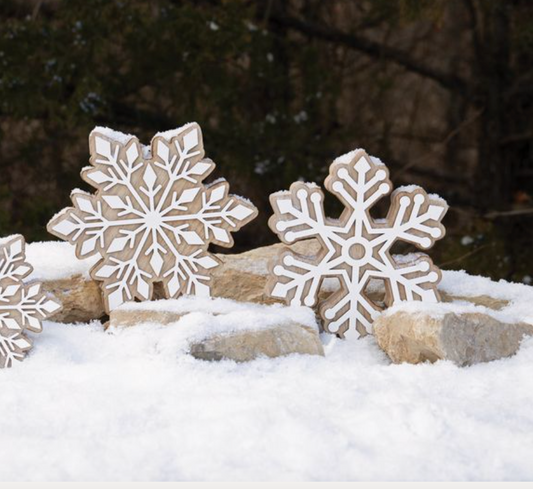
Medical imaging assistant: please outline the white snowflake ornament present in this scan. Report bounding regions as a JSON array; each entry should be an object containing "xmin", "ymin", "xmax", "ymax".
[
  {"xmin": 0, "ymin": 235, "xmax": 61, "ymax": 368},
  {"xmin": 47, "ymin": 123, "xmax": 258, "ymax": 312},
  {"xmin": 266, "ymin": 149, "xmax": 448, "ymax": 338}
]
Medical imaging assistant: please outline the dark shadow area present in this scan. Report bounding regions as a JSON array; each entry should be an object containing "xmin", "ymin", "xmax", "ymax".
[{"xmin": 0, "ymin": 0, "xmax": 532, "ymax": 281}]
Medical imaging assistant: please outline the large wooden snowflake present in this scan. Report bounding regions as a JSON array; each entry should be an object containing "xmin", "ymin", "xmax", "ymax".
[
  {"xmin": 266, "ymin": 149, "xmax": 448, "ymax": 338},
  {"xmin": 48, "ymin": 123, "xmax": 257, "ymax": 312},
  {"xmin": 0, "ymin": 235, "xmax": 61, "ymax": 368}
]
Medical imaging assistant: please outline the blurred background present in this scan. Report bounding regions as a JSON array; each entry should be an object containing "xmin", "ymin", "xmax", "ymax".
[{"xmin": 0, "ymin": 0, "xmax": 532, "ymax": 282}]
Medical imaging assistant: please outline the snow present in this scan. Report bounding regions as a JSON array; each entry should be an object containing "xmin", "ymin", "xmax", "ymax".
[
  {"xmin": 380, "ymin": 269, "xmax": 533, "ymax": 325},
  {"xmin": 115, "ymin": 296, "xmax": 319, "ymax": 341},
  {"xmin": 333, "ymin": 149, "xmax": 384, "ymax": 167},
  {"xmin": 439, "ymin": 269, "xmax": 529, "ymax": 300},
  {"xmin": 91, "ymin": 126, "xmax": 137, "ymax": 146},
  {"xmin": 383, "ymin": 300, "xmax": 505, "ymax": 322},
  {"xmin": 23, "ymin": 242, "xmax": 533, "ymax": 326},
  {"xmin": 92, "ymin": 122, "xmax": 197, "ymax": 160},
  {"xmin": 25, "ymin": 241, "xmax": 99, "ymax": 281},
  {"xmin": 1, "ymin": 319, "xmax": 533, "ymax": 481},
  {"xmin": 207, "ymin": 177, "xmax": 227, "ymax": 188},
  {"xmin": 395, "ymin": 184, "xmax": 420, "ymax": 193},
  {"xmin": 428, "ymin": 192, "xmax": 448, "ymax": 206},
  {"xmin": 154, "ymin": 122, "xmax": 196, "ymax": 142},
  {"xmin": 24, "ymin": 241, "xmax": 533, "ymax": 323},
  {"xmin": 4, "ymin": 241, "xmax": 533, "ymax": 480},
  {"xmin": 270, "ymin": 182, "xmax": 320, "ymax": 198}
]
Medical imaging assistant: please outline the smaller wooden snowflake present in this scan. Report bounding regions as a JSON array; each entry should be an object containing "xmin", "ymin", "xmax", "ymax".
[
  {"xmin": 0, "ymin": 235, "xmax": 61, "ymax": 368},
  {"xmin": 266, "ymin": 149, "xmax": 448, "ymax": 339},
  {"xmin": 48, "ymin": 123, "xmax": 258, "ymax": 312}
]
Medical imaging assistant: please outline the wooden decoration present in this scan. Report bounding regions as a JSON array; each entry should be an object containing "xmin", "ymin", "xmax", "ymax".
[
  {"xmin": 0, "ymin": 235, "xmax": 61, "ymax": 368},
  {"xmin": 266, "ymin": 149, "xmax": 448, "ymax": 338},
  {"xmin": 47, "ymin": 123, "xmax": 258, "ymax": 312}
]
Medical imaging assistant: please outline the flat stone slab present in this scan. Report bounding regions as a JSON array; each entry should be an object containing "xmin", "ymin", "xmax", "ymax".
[
  {"xmin": 30, "ymin": 274, "xmax": 105, "ymax": 324},
  {"xmin": 188, "ymin": 323, "xmax": 323, "ymax": 362},
  {"xmin": 374, "ymin": 309, "xmax": 533, "ymax": 366},
  {"xmin": 26, "ymin": 240, "xmax": 519, "ymax": 326},
  {"xmin": 109, "ymin": 297, "xmax": 324, "ymax": 362}
]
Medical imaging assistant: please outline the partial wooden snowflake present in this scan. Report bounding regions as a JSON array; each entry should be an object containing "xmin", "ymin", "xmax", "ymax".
[
  {"xmin": 0, "ymin": 235, "xmax": 61, "ymax": 368},
  {"xmin": 266, "ymin": 149, "xmax": 448, "ymax": 338},
  {"xmin": 47, "ymin": 123, "xmax": 258, "ymax": 312}
]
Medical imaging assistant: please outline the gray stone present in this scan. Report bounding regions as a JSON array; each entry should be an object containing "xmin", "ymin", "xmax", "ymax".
[
  {"xmin": 373, "ymin": 311, "xmax": 533, "ymax": 366},
  {"xmin": 189, "ymin": 323, "xmax": 324, "ymax": 362},
  {"xmin": 33, "ymin": 274, "xmax": 105, "ymax": 323},
  {"xmin": 31, "ymin": 239, "xmax": 514, "ymax": 331},
  {"xmin": 109, "ymin": 305, "xmax": 324, "ymax": 362}
]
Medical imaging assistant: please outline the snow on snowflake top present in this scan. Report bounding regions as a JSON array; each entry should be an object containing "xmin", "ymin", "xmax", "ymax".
[
  {"xmin": 47, "ymin": 123, "xmax": 258, "ymax": 312},
  {"xmin": 266, "ymin": 149, "xmax": 448, "ymax": 339},
  {"xmin": 0, "ymin": 235, "xmax": 61, "ymax": 368}
]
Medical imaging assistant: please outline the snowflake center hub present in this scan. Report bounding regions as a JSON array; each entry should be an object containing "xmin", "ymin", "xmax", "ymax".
[
  {"xmin": 145, "ymin": 210, "xmax": 163, "ymax": 229},
  {"xmin": 342, "ymin": 236, "xmax": 372, "ymax": 265},
  {"xmin": 349, "ymin": 243, "xmax": 366, "ymax": 260}
]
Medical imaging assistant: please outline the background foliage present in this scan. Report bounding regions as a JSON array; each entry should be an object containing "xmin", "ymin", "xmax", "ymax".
[{"xmin": 1, "ymin": 0, "xmax": 532, "ymax": 281}]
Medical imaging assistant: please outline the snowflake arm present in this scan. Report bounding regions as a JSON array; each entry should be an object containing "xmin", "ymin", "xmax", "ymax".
[
  {"xmin": 378, "ymin": 255, "xmax": 441, "ymax": 304},
  {"xmin": 266, "ymin": 248, "xmax": 346, "ymax": 307},
  {"xmin": 190, "ymin": 180, "xmax": 257, "ymax": 247},
  {"xmin": 0, "ymin": 332, "xmax": 32, "ymax": 368},
  {"xmin": 325, "ymin": 151, "xmax": 392, "ymax": 227},
  {"xmin": 375, "ymin": 188, "xmax": 448, "ymax": 250},
  {"xmin": 151, "ymin": 126, "xmax": 213, "ymax": 184},
  {"xmin": 161, "ymin": 249, "xmax": 220, "ymax": 299},
  {"xmin": 267, "ymin": 149, "xmax": 447, "ymax": 338},
  {"xmin": 319, "ymin": 278, "xmax": 381, "ymax": 338},
  {"xmin": 48, "ymin": 123, "xmax": 257, "ymax": 313},
  {"xmin": 269, "ymin": 182, "xmax": 342, "ymax": 246},
  {"xmin": 0, "ymin": 235, "xmax": 32, "ymax": 282},
  {"xmin": 0, "ymin": 235, "xmax": 61, "ymax": 368}
]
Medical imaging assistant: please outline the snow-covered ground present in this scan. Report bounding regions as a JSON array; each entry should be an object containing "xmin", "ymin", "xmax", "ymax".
[
  {"xmin": 1, "ymin": 317, "xmax": 533, "ymax": 481},
  {"xmin": 1, "ymin": 240, "xmax": 532, "ymax": 480}
]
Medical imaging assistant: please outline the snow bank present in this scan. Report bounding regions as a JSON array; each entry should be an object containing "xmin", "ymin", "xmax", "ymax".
[
  {"xmin": 25, "ymin": 241, "xmax": 99, "ymax": 281},
  {"xmin": 113, "ymin": 296, "xmax": 319, "ymax": 346},
  {"xmin": 6, "ymin": 241, "xmax": 532, "ymax": 480},
  {"xmin": 384, "ymin": 269, "xmax": 533, "ymax": 326},
  {"xmin": 1, "ymin": 320, "xmax": 533, "ymax": 481},
  {"xmin": 23, "ymin": 242, "xmax": 533, "ymax": 327}
]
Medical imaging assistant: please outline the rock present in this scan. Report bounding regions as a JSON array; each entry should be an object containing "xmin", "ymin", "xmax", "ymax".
[
  {"xmin": 373, "ymin": 311, "xmax": 533, "ymax": 366},
  {"xmin": 440, "ymin": 292, "xmax": 509, "ymax": 310},
  {"xmin": 109, "ymin": 298, "xmax": 325, "ymax": 362},
  {"xmin": 210, "ymin": 239, "xmax": 323, "ymax": 304},
  {"xmin": 110, "ymin": 307, "xmax": 182, "ymax": 328},
  {"xmin": 38, "ymin": 241, "xmax": 322, "ymax": 323},
  {"xmin": 27, "ymin": 239, "xmax": 517, "ymax": 329},
  {"xmin": 32, "ymin": 274, "xmax": 105, "ymax": 324},
  {"xmin": 188, "ymin": 323, "xmax": 324, "ymax": 362}
]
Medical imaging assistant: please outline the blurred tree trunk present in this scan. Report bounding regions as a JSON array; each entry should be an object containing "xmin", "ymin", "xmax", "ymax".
[
  {"xmin": 268, "ymin": 0, "xmax": 526, "ymax": 213},
  {"xmin": 469, "ymin": 0, "xmax": 511, "ymax": 210}
]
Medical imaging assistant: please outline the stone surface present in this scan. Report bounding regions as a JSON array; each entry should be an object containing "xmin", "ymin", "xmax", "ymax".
[
  {"xmin": 38, "ymin": 240, "xmax": 322, "ymax": 323},
  {"xmin": 26, "ymin": 240, "xmax": 533, "ymax": 367},
  {"xmin": 30, "ymin": 238, "xmax": 513, "ymax": 325},
  {"xmin": 110, "ymin": 307, "xmax": 183, "ymax": 328},
  {"xmin": 440, "ymin": 292, "xmax": 509, "ymax": 310},
  {"xmin": 188, "ymin": 323, "xmax": 324, "ymax": 362},
  {"xmin": 373, "ymin": 311, "xmax": 533, "ymax": 366},
  {"xmin": 32, "ymin": 274, "xmax": 105, "ymax": 324},
  {"xmin": 109, "ymin": 304, "xmax": 324, "ymax": 362}
]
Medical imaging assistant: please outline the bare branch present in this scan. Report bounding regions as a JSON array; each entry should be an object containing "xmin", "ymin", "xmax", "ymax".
[{"xmin": 269, "ymin": 12, "xmax": 470, "ymax": 93}]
